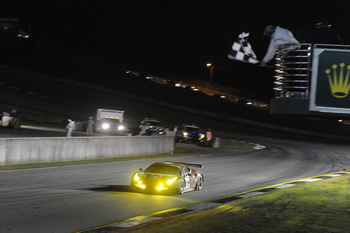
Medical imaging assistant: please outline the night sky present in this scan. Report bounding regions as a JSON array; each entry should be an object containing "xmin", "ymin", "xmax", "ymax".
[{"xmin": 0, "ymin": 0, "xmax": 349, "ymax": 101}]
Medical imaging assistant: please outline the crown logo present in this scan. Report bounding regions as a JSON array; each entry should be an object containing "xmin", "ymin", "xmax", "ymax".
[{"xmin": 325, "ymin": 63, "xmax": 350, "ymax": 98}]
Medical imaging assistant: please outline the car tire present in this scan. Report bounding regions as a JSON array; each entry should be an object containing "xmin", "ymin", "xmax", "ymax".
[
  {"xmin": 146, "ymin": 130, "xmax": 152, "ymax": 136},
  {"xmin": 195, "ymin": 176, "xmax": 204, "ymax": 191},
  {"xmin": 9, "ymin": 118, "xmax": 21, "ymax": 130},
  {"xmin": 130, "ymin": 184, "xmax": 137, "ymax": 192},
  {"xmin": 177, "ymin": 179, "xmax": 186, "ymax": 195}
]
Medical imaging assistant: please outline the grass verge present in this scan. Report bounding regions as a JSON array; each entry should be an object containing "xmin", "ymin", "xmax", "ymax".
[{"xmin": 115, "ymin": 174, "xmax": 350, "ymax": 233}]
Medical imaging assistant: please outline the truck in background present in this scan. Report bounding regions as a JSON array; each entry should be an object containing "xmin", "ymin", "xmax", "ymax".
[{"xmin": 95, "ymin": 108, "xmax": 127, "ymax": 135}]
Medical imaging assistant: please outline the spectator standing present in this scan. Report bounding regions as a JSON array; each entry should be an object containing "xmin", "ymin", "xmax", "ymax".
[
  {"xmin": 206, "ymin": 128, "xmax": 213, "ymax": 147},
  {"xmin": 86, "ymin": 117, "xmax": 94, "ymax": 135},
  {"xmin": 66, "ymin": 119, "xmax": 75, "ymax": 137}
]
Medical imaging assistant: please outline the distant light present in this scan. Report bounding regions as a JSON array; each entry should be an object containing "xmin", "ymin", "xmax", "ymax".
[
  {"xmin": 17, "ymin": 29, "xmax": 30, "ymax": 39},
  {"xmin": 17, "ymin": 33, "xmax": 30, "ymax": 38}
]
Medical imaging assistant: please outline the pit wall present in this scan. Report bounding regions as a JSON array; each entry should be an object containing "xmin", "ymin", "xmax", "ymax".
[{"xmin": 0, "ymin": 136, "xmax": 174, "ymax": 165}]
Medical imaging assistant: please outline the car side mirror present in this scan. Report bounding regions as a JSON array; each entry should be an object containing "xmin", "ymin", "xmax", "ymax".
[{"xmin": 139, "ymin": 168, "xmax": 143, "ymax": 171}]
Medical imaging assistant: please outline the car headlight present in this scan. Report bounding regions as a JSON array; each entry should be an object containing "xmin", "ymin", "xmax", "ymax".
[
  {"xmin": 118, "ymin": 125, "xmax": 125, "ymax": 130},
  {"xmin": 166, "ymin": 177, "xmax": 178, "ymax": 185},
  {"xmin": 183, "ymin": 132, "xmax": 188, "ymax": 137},
  {"xmin": 133, "ymin": 173, "xmax": 140, "ymax": 181},
  {"xmin": 133, "ymin": 173, "xmax": 146, "ymax": 189},
  {"xmin": 102, "ymin": 123, "xmax": 110, "ymax": 129},
  {"xmin": 156, "ymin": 183, "xmax": 166, "ymax": 190},
  {"xmin": 200, "ymin": 134, "xmax": 205, "ymax": 139}
]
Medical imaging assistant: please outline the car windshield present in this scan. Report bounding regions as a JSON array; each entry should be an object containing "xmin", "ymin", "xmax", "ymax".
[
  {"xmin": 101, "ymin": 118, "xmax": 120, "ymax": 124},
  {"xmin": 148, "ymin": 121, "xmax": 161, "ymax": 126},
  {"xmin": 185, "ymin": 127, "xmax": 199, "ymax": 132},
  {"xmin": 145, "ymin": 164, "xmax": 181, "ymax": 175}
]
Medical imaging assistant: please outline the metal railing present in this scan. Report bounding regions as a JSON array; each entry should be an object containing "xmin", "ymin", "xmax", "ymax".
[
  {"xmin": 273, "ymin": 43, "xmax": 312, "ymax": 99},
  {"xmin": 273, "ymin": 43, "xmax": 350, "ymax": 99}
]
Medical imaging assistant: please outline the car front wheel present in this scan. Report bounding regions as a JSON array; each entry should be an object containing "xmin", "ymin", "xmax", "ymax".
[
  {"xmin": 177, "ymin": 179, "xmax": 186, "ymax": 195},
  {"xmin": 195, "ymin": 176, "xmax": 203, "ymax": 191}
]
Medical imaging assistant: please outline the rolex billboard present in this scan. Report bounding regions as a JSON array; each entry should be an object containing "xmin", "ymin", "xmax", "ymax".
[{"xmin": 310, "ymin": 47, "xmax": 350, "ymax": 114}]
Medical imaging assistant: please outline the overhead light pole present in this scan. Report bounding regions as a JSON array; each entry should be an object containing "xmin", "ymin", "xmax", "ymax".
[{"xmin": 206, "ymin": 63, "xmax": 214, "ymax": 88}]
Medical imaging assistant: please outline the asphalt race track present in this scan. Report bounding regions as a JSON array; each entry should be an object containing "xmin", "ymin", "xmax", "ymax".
[
  {"xmin": 2, "ymin": 66, "xmax": 350, "ymax": 232},
  {"xmin": 1, "ymin": 138, "xmax": 350, "ymax": 233}
]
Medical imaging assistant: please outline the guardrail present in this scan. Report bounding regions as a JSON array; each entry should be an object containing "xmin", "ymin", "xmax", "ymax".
[{"xmin": 0, "ymin": 135, "xmax": 174, "ymax": 165}]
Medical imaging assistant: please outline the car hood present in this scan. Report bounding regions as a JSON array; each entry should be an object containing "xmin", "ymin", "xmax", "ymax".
[{"xmin": 143, "ymin": 172, "xmax": 178, "ymax": 183}]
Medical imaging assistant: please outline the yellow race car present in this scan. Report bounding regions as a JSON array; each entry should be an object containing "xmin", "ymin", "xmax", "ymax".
[{"xmin": 131, "ymin": 161, "xmax": 204, "ymax": 195}]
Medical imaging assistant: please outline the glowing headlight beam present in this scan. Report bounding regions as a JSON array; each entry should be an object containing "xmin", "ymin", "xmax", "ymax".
[
  {"xmin": 102, "ymin": 123, "xmax": 110, "ymax": 129},
  {"xmin": 156, "ymin": 183, "xmax": 167, "ymax": 191},
  {"xmin": 133, "ymin": 173, "xmax": 140, "ymax": 181},
  {"xmin": 166, "ymin": 177, "xmax": 178, "ymax": 185}
]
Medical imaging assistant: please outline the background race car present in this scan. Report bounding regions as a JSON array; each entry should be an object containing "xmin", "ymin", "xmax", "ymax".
[
  {"xmin": 175, "ymin": 124, "xmax": 205, "ymax": 143},
  {"xmin": 139, "ymin": 118, "xmax": 166, "ymax": 135}
]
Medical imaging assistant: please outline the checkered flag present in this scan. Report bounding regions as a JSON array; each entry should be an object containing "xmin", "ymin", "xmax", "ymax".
[{"xmin": 227, "ymin": 31, "xmax": 259, "ymax": 64}]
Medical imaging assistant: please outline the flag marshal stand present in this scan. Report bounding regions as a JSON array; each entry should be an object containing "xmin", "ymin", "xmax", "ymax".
[{"xmin": 270, "ymin": 43, "xmax": 350, "ymax": 118}]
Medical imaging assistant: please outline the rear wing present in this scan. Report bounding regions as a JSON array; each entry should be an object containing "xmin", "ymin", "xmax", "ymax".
[{"xmin": 165, "ymin": 161, "xmax": 203, "ymax": 168}]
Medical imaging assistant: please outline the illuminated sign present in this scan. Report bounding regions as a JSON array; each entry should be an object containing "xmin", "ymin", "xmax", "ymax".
[{"xmin": 310, "ymin": 48, "xmax": 350, "ymax": 114}]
